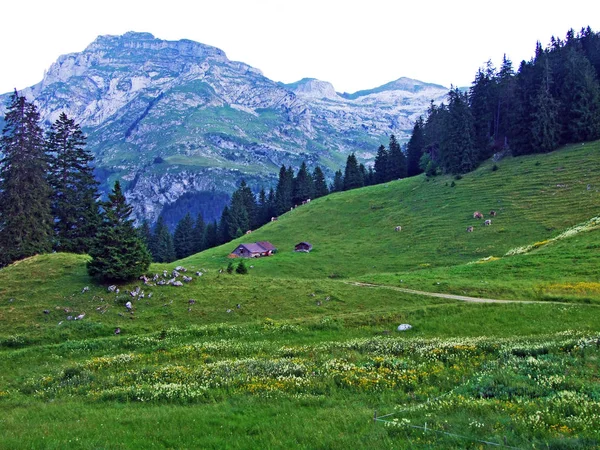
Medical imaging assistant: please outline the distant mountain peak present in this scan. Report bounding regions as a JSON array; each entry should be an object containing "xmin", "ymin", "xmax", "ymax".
[
  {"xmin": 341, "ymin": 77, "xmax": 448, "ymax": 100},
  {"xmin": 283, "ymin": 78, "xmax": 339, "ymax": 100}
]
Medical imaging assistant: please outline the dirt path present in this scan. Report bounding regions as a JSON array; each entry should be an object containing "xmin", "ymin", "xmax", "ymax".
[{"xmin": 346, "ymin": 282, "xmax": 551, "ymax": 304}]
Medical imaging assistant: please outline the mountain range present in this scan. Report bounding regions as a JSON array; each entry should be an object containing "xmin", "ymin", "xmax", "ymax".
[{"xmin": 0, "ymin": 31, "xmax": 448, "ymax": 224}]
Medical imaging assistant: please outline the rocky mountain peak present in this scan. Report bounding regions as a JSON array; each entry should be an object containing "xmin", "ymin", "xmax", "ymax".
[
  {"xmin": 287, "ymin": 78, "xmax": 340, "ymax": 100},
  {"xmin": 1, "ymin": 32, "xmax": 449, "ymax": 226}
]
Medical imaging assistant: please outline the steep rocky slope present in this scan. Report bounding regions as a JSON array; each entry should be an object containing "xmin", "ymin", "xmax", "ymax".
[{"xmin": 0, "ymin": 32, "xmax": 448, "ymax": 223}]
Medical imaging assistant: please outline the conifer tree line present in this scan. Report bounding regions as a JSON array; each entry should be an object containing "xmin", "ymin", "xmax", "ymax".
[
  {"xmin": 405, "ymin": 27, "xmax": 600, "ymax": 176},
  {"xmin": 147, "ymin": 162, "xmax": 331, "ymax": 262},
  {"xmin": 0, "ymin": 91, "xmax": 100, "ymax": 267},
  {"xmin": 0, "ymin": 91, "xmax": 150, "ymax": 279}
]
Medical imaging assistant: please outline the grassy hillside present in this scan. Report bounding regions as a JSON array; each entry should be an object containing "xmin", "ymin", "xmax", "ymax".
[
  {"xmin": 181, "ymin": 141, "xmax": 600, "ymax": 299},
  {"xmin": 1, "ymin": 142, "xmax": 600, "ymax": 448}
]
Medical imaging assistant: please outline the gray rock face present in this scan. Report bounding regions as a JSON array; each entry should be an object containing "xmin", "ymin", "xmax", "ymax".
[{"xmin": 0, "ymin": 32, "xmax": 448, "ymax": 224}]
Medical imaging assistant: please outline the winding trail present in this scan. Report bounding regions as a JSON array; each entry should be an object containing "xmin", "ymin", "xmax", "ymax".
[{"xmin": 346, "ymin": 282, "xmax": 564, "ymax": 305}]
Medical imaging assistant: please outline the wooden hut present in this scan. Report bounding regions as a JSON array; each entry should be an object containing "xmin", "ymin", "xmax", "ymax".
[
  {"xmin": 294, "ymin": 242, "xmax": 313, "ymax": 253},
  {"xmin": 231, "ymin": 241, "xmax": 277, "ymax": 258}
]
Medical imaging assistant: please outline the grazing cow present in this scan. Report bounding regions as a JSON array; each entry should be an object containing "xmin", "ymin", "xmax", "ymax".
[
  {"xmin": 306, "ymin": 198, "xmax": 311, "ymax": 203},
  {"xmin": 395, "ymin": 226, "xmax": 402, "ymax": 232},
  {"xmin": 466, "ymin": 226, "xmax": 474, "ymax": 232},
  {"xmin": 489, "ymin": 210, "xmax": 497, "ymax": 216},
  {"xmin": 473, "ymin": 211, "xmax": 484, "ymax": 219},
  {"xmin": 271, "ymin": 216, "xmax": 278, "ymax": 222},
  {"xmin": 484, "ymin": 219, "xmax": 492, "ymax": 226},
  {"xmin": 246, "ymin": 230, "xmax": 252, "ymax": 235}
]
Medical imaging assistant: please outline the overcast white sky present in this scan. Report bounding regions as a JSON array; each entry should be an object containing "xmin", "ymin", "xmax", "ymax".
[{"xmin": 2, "ymin": 0, "xmax": 599, "ymax": 95}]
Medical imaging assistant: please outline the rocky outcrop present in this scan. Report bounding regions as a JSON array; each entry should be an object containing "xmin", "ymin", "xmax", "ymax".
[{"xmin": 0, "ymin": 32, "xmax": 448, "ymax": 224}]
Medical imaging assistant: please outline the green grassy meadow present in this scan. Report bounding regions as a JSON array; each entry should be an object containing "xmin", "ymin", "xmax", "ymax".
[{"xmin": 1, "ymin": 142, "xmax": 600, "ymax": 448}]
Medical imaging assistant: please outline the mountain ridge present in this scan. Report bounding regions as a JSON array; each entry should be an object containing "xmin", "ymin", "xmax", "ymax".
[{"xmin": 0, "ymin": 31, "xmax": 449, "ymax": 224}]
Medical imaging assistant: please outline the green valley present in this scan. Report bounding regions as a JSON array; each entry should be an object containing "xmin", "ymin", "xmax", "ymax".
[{"xmin": 1, "ymin": 142, "xmax": 599, "ymax": 448}]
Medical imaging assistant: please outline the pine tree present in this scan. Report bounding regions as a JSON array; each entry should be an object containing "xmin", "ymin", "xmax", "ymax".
[
  {"xmin": 275, "ymin": 165, "xmax": 293, "ymax": 215},
  {"xmin": 530, "ymin": 55, "xmax": 560, "ymax": 153},
  {"xmin": 440, "ymin": 89, "xmax": 477, "ymax": 174},
  {"xmin": 343, "ymin": 153, "xmax": 363, "ymax": 190},
  {"xmin": 292, "ymin": 161, "xmax": 314, "ymax": 204},
  {"xmin": 331, "ymin": 170, "xmax": 344, "ymax": 192},
  {"xmin": 0, "ymin": 91, "xmax": 53, "ymax": 266},
  {"xmin": 406, "ymin": 117, "xmax": 426, "ymax": 177},
  {"xmin": 138, "ymin": 219, "xmax": 152, "ymax": 249},
  {"xmin": 173, "ymin": 212, "xmax": 195, "ymax": 259},
  {"xmin": 373, "ymin": 144, "xmax": 389, "ymax": 183},
  {"xmin": 46, "ymin": 112, "xmax": 100, "ymax": 253},
  {"xmin": 151, "ymin": 216, "xmax": 176, "ymax": 262},
  {"xmin": 312, "ymin": 166, "xmax": 329, "ymax": 198},
  {"xmin": 387, "ymin": 135, "xmax": 407, "ymax": 180},
  {"xmin": 256, "ymin": 188, "xmax": 269, "ymax": 226},
  {"xmin": 236, "ymin": 259, "xmax": 248, "ymax": 274},
  {"xmin": 228, "ymin": 188, "xmax": 250, "ymax": 237},
  {"xmin": 218, "ymin": 206, "xmax": 233, "ymax": 244},
  {"xmin": 87, "ymin": 181, "xmax": 151, "ymax": 281},
  {"xmin": 192, "ymin": 212, "xmax": 206, "ymax": 253},
  {"xmin": 237, "ymin": 180, "xmax": 258, "ymax": 229},
  {"xmin": 560, "ymin": 47, "xmax": 600, "ymax": 142},
  {"xmin": 203, "ymin": 221, "xmax": 219, "ymax": 249}
]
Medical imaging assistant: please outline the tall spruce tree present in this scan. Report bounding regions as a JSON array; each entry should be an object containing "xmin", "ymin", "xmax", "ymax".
[
  {"xmin": 387, "ymin": 135, "xmax": 407, "ymax": 180},
  {"xmin": 203, "ymin": 221, "xmax": 219, "ymax": 249},
  {"xmin": 151, "ymin": 215, "xmax": 176, "ymax": 262},
  {"xmin": 293, "ymin": 161, "xmax": 314, "ymax": 204},
  {"xmin": 343, "ymin": 153, "xmax": 363, "ymax": 190},
  {"xmin": 218, "ymin": 206, "xmax": 233, "ymax": 244},
  {"xmin": 530, "ymin": 55, "xmax": 560, "ymax": 153},
  {"xmin": 440, "ymin": 89, "xmax": 477, "ymax": 174},
  {"xmin": 312, "ymin": 166, "xmax": 329, "ymax": 198},
  {"xmin": 87, "ymin": 181, "xmax": 151, "ymax": 281},
  {"xmin": 237, "ymin": 180, "xmax": 258, "ymax": 229},
  {"xmin": 46, "ymin": 112, "xmax": 100, "ymax": 253},
  {"xmin": 331, "ymin": 170, "xmax": 344, "ymax": 192},
  {"xmin": 373, "ymin": 144, "xmax": 389, "ymax": 183},
  {"xmin": 138, "ymin": 219, "xmax": 152, "ymax": 249},
  {"xmin": 406, "ymin": 117, "xmax": 426, "ymax": 177},
  {"xmin": 173, "ymin": 212, "xmax": 195, "ymax": 259},
  {"xmin": 275, "ymin": 165, "xmax": 293, "ymax": 214},
  {"xmin": 560, "ymin": 47, "xmax": 600, "ymax": 142},
  {"xmin": 192, "ymin": 212, "xmax": 206, "ymax": 253},
  {"xmin": 0, "ymin": 91, "xmax": 52, "ymax": 266}
]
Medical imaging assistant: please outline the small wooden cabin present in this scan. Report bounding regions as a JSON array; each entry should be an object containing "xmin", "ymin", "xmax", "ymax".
[
  {"xmin": 231, "ymin": 241, "xmax": 277, "ymax": 258},
  {"xmin": 294, "ymin": 242, "xmax": 313, "ymax": 253}
]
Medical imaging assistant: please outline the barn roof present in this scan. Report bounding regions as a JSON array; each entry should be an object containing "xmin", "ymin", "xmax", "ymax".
[
  {"xmin": 236, "ymin": 242, "xmax": 276, "ymax": 253},
  {"xmin": 256, "ymin": 241, "xmax": 276, "ymax": 251}
]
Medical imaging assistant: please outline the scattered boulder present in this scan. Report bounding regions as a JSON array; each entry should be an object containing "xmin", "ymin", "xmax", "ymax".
[
  {"xmin": 395, "ymin": 226, "xmax": 402, "ymax": 232},
  {"xmin": 397, "ymin": 324, "xmax": 412, "ymax": 331},
  {"xmin": 43, "ymin": 310, "xmax": 50, "ymax": 314},
  {"xmin": 114, "ymin": 327, "xmax": 121, "ymax": 335},
  {"xmin": 466, "ymin": 226, "xmax": 474, "ymax": 232},
  {"xmin": 172, "ymin": 270, "xmax": 180, "ymax": 278},
  {"xmin": 196, "ymin": 271, "xmax": 203, "ymax": 276},
  {"xmin": 107, "ymin": 285, "xmax": 117, "ymax": 293},
  {"xmin": 188, "ymin": 299, "xmax": 196, "ymax": 305},
  {"xmin": 125, "ymin": 301, "xmax": 132, "ymax": 311},
  {"xmin": 484, "ymin": 219, "xmax": 492, "ymax": 226},
  {"xmin": 172, "ymin": 281, "xmax": 184, "ymax": 287},
  {"xmin": 81, "ymin": 286, "xmax": 90, "ymax": 294},
  {"xmin": 75, "ymin": 313, "xmax": 85, "ymax": 320},
  {"xmin": 182, "ymin": 276, "xmax": 193, "ymax": 282},
  {"xmin": 175, "ymin": 266, "xmax": 187, "ymax": 272}
]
